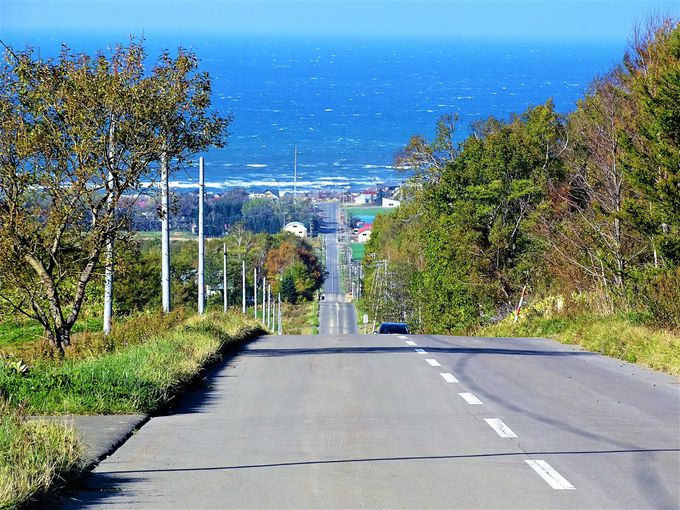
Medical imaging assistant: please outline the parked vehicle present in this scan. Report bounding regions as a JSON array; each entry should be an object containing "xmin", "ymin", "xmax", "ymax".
[{"xmin": 375, "ymin": 322, "xmax": 410, "ymax": 334}]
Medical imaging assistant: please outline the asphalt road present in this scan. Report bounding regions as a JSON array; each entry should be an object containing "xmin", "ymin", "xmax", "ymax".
[
  {"xmin": 318, "ymin": 201, "xmax": 358, "ymax": 335},
  {"xmin": 65, "ymin": 333, "xmax": 679, "ymax": 509}
]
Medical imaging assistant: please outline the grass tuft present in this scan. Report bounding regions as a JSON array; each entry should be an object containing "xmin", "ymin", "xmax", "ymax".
[{"xmin": 0, "ymin": 403, "xmax": 83, "ymax": 509}]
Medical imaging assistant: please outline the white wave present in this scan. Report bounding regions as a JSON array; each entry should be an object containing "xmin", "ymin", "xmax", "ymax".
[{"xmin": 246, "ymin": 164, "xmax": 268, "ymax": 168}]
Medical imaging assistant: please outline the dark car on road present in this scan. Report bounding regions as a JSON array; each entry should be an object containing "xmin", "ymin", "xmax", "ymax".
[{"xmin": 376, "ymin": 322, "xmax": 410, "ymax": 334}]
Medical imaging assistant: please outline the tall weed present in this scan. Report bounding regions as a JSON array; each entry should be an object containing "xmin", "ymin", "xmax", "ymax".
[{"xmin": 0, "ymin": 403, "xmax": 83, "ymax": 509}]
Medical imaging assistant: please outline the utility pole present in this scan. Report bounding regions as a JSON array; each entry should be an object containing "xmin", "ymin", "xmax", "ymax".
[
  {"xmin": 254, "ymin": 268, "xmax": 258, "ymax": 319},
  {"xmin": 198, "ymin": 157, "xmax": 205, "ymax": 315},
  {"xmin": 262, "ymin": 276, "xmax": 266, "ymax": 326},
  {"xmin": 293, "ymin": 145, "xmax": 298, "ymax": 205},
  {"xmin": 103, "ymin": 122, "xmax": 115, "ymax": 335},
  {"xmin": 223, "ymin": 243, "xmax": 228, "ymax": 312},
  {"xmin": 268, "ymin": 284, "xmax": 272, "ymax": 330},
  {"xmin": 161, "ymin": 150, "xmax": 171, "ymax": 313},
  {"xmin": 242, "ymin": 260, "xmax": 246, "ymax": 314},
  {"xmin": 278, "ymin": 293, "xmax": 282, "ymax": 335}
]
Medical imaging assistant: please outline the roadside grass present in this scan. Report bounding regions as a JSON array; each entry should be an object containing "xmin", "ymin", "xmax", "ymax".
[
  {"xmin": 480, "ymin": 312, "xmax": 680, "ymax": 376},
  {"xmin": 0, "ymin": 311, "xmax": 265, "ymax": 415},
  {"xmin": 0, "ymin": 402, "xmax": 83, "ymax": 509},
  {"xmin": 281, "ymin": 301, "xmax": 318, "ymax": 335}
]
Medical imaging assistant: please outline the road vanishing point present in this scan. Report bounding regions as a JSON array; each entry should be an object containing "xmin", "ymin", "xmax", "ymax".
[{"xmin": 64, "ymin": 202, "xmax": 680, "ymax": 509}]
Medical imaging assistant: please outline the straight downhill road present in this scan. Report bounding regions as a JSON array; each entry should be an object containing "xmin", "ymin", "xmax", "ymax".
[
  {"xmin": 318, "ymin": 201, "xmax": 358, "ymax": 335},
  {"xmin": 65, "ymin": 333, "xmax": 679, "ymax": 509},
  {"xmin": 64, "ymin": 202, "xmax": 679, "ymax": 509}
]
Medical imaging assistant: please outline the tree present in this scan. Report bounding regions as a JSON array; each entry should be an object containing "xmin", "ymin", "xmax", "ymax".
[
  {"xmin": 0, "ymin": 41, "xmax": 229, "ymax": 354},
  {"xmin": 541, "ymin": 72, "xmax": 646, "ymax": 298},
  {"xmin": 280, "ymin": 271, "xmax": 297, "ymax": 304},
  {"xmin": 394, "ymin": 113, "xmax": 459, "ymax": 187},
  {"xmin": 623, "ymin": 18, "xmax": 680, "ymax": 265}
]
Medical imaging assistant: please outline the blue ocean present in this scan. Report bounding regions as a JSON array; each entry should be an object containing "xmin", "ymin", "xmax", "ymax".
[{"xmin": 3, "ymin": 32, "xmax": 626, "ymax": 191}]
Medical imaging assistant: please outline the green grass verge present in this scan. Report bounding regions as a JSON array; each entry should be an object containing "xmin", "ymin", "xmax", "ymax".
[
  {"xmin": 281, "ymin": 301, "xmax": 318, "ymax": 335},
  {"xmin": 0, "ymin": 311, "xmax": 265, "ymax": 415},
  {"xmin": 480, "ymin": 312, "xmax": 680, "ymax": 376},
  {"xmin": 0, "ymin": 404, "xmax": 83, "ymax": 509}
]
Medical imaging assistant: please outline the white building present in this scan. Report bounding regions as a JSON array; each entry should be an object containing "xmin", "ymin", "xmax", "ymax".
[
  {"xmin": 382, "ymin": 198, "xmax": 401, "ymax": 208},
  {"xmin": 353, "ymin": 190, "xmax": 378, "ymax": 204},
  {"xmin": 249, "ymin": 189, "xmax": 280, "ymax": 201},
  {"xmin": 283, "ymin": 221, "xmax": 308, "ymax": 238}
]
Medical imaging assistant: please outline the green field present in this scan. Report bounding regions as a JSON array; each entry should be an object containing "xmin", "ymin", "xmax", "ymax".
[
  {"xmin": 344, "ymin": 206, "xmax": 396, "ymax": 218},
  {"xmin": 135, "ymin": 231, "xmax": 196, "ymax": 241},
  {"xmin": 0, "ymin": 317, "xmax": 103, "ymax": 353},
  {"xmin": 350, "ymin": 243, "xmax": 366, "ymax": 260}
]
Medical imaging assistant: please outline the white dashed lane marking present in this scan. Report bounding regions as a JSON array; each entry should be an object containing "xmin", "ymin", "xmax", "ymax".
[
  {"xmin": 425, "ymin": 359, "xmax": 441, "ymax": 367},
  {"xmin": 484, "ymin": 418, "xmax": 517, "ymax": 438},
  {"xmin": 440, "ymin": 373, "xmax": 459, "ymax": 383},
  {"xmin": 405, "ymin": 340, "xmax": 417, "ymax": 346},
  {"xmin": 398, "ymin": 335, "xmax": 408, "ymax": 340},
  {"xmin": 525, "ymin": 460, "xmax": 576, "ymax": 490},
  {"xmin": 458, "ymin": 392, "xmax": 483, "ymax": 405},
  {"xmin": 414, "ymin": 348, "xmax": 427, "ymax": 354}
]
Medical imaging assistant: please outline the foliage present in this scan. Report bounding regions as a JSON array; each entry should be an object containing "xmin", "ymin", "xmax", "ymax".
[
  {"xmin": 264, "ymin": 234, "xmax": 323, "ymax": 303},
  {"xmin": 279, "ymin": 272, "xmax": 297, "ymax": 304},
  {"xmin": 0, "ymin": 40, "xmax": 229, "ymax": 354},
  {"xmin": 0, "ymin": 402, "xmax": 83, "ymax": 509},
  {"xmin": 363, "ymin": 19, "xmax": 680, "ymax": 338}
]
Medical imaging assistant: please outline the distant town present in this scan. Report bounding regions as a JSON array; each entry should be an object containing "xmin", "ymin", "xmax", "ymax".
[{"xmin": 126, "ymin": 184, "xmax": 404, "ymax": 245}]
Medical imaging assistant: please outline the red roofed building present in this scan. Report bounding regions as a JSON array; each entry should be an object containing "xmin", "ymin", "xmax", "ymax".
[{"xmin": 357, "ymin": 224, "xmax": 373, "ymax": 243}]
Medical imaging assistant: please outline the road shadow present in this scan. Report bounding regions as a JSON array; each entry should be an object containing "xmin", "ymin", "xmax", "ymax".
[
  {"xmin": 65, "ymin": 447, "xmax": 680, "ymax": 476},
  {"xmin": 241, "ymin": 345, "xmax": 597, "ymax": 358}
]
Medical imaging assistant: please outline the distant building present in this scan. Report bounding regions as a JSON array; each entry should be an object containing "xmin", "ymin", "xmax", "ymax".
[
  {"xmin": 283, "ymin": 221, "xmax": 307, "ymax": 238},
  {"xmin": 382, "ymin": 198, "xmax": 401, "ymax": 208},
  {"xmin": 249, "ymin": 189, "xmax": 280, "ymax": 201},
  {"xmin": 353, "ymin": 189, "xmax": 378, "ymax": 204},
  {"xmin": 357, "ymin": 224, "xmax": 372, "ymax": 243}
]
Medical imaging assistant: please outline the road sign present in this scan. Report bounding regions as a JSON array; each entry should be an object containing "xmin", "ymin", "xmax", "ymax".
[{"xmin": 363, "ymin": 314, "xmax": 368, "ymax": 324}]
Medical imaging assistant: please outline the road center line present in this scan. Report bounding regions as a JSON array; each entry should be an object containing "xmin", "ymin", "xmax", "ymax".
[
  {"xmin": 440, "ymin": 373, "xmax": 459, "ymax": 383},
  {"xmin": 414, "ymin": 348, "xmax": 427, "ymax": 354},
  {"xmin": 458, "ymin": 392, "xmax": 483, "ymax": 405},
  {"xmin": 525, "ymin": 460, "xmax": 576, "ymax": 490},
  {"xmin": 405, "ymin": 340, "xmax": 417, "ymax": 346},
  {"xmin": 425, "ymin": 359, "xmax": 441, "ymax": 367},
  {"xmin": 484, "ymin": 418, "xmax": 517, "ymax": 438},
  {"xmin": 398, "ymin": 335, "xmax": 408, "ymax": 339}
]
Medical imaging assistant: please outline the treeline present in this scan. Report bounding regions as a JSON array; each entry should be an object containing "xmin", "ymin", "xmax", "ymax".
[
  {"xmin": 127, "ymin": 189, "xmax": 321, "ymax": 236},
  {"xmin": 364, "ymin": 19, "xmax": 679, "ymax": 333},
  {"xmin": 99, "ymin": 230, "xmax": 324, "ymax": 316}
]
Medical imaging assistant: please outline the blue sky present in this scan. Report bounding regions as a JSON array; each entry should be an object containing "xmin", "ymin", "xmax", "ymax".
[{"xmin": 1, "ymin": 1, "xmax": 677, "ymax": 40}]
